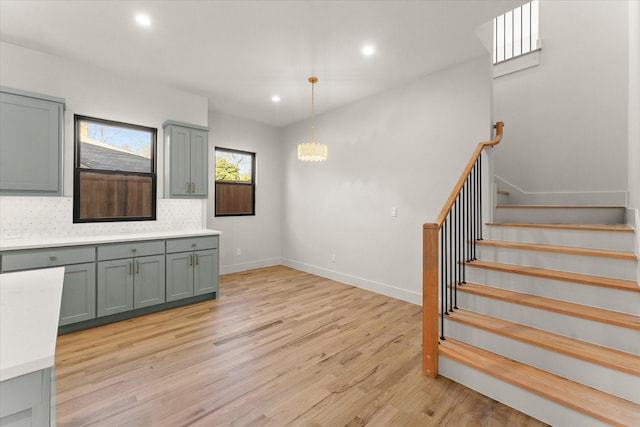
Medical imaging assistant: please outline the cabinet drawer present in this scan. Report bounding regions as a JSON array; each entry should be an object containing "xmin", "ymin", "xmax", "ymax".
[
  {"xmin": 1, "ymin": 246, "xmax": 95, "ymax": 272},
  {"xmin": 166, "ymin": 236, "xmax": 218, "ymax": 253},
  {"xmin": 98, "ymin": 240, "xmax": 165, "ymax": 261}
]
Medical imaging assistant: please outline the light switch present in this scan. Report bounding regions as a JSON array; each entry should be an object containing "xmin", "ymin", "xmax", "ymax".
[{"xmin": 391, "ymin": 207, "xmax": 398, "ymax": 217}]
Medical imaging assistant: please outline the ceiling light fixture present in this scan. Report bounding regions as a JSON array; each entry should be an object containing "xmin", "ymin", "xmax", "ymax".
[
  {"xmin": 298, "ymin": 77, "xmax": 327, "ymax": 162},
  {"xmin": 271, "ymin": 95, "xmax": 281, "ymax": 103},
  {"xmin": 362, "ymin": 45, "xmax": 375, "ymax": 56},
  {"xmin": 135, "ymin": 14, "xmax": 152, "ymax": 27}
]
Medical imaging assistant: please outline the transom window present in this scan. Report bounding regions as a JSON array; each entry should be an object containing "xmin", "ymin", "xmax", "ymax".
[
  {"xmin": 214, "ymin": 147, "xmax": 255, "ymax": 216},
  {"xmin": 73, "ymin": 115, "xmax": 157, "ymax": 222},
  {"xmin": 493, "ymin": 0, "xmax": 539, "ymax": 64}
]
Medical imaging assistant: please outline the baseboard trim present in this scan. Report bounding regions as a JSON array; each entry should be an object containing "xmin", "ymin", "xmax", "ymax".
[
  {"xmin": 281, "ymin": 258, "xmax": 421, "ymax": 305},
  {"xmin": 220, "ymin": 258, "xmax": 282, "ymax": 275}
]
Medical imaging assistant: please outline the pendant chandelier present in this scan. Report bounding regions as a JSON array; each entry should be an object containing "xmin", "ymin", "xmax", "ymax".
[{"xmin": 297, "ymin": 76, "xmax": 328, "ymax": 162}]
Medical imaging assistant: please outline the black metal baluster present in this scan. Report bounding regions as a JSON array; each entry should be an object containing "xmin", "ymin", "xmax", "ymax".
[
  {"xmin": 478, "ymin": 156, "xmax": 483, "ymax": 241},
  {"xmin": 440, "ymin": 225, "xmax": 445, "ymax": 340},
  {"xmin": 443, "ymin": 219, "xmax": 449, "ymax": 317},
  {"xmin": 448, "ymin": 209, "xmax": 454, "ymax": 313}
]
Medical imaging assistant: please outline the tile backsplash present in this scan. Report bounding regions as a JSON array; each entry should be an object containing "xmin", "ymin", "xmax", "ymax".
[{"xmin": 0, "ymin": 197, "xmax": 205, "ymax": 241}]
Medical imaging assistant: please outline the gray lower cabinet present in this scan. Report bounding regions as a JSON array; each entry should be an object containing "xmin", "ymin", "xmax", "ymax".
[
  {"xmin": 0, "ymin": 87, "xmax": 65, "ymax": 196},
  {"xmin": 166, "ymin": 236, "xmax": 219, "ymax": 301},
  {"xmin": 59, "ymin": 263, "xmax": 96, "ymax": 326},
  {"xmin": 0, "ymin": 368, "xmax": 53, "ymax": 427},
  {"xmin": 97, "ymin": 254, "xmax": 165, "ymax": 317},
  {"xmin": 0, "ymin": 246, "xmax": 96, "ymax": 327}
]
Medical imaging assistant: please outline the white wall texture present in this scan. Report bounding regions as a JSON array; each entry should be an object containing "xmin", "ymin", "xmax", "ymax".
[
  {"xmin": 0, "ymin": 41, "xmax": 209, "ymax": 237},
  {"xmin": 629, "ymin": 0, "xmax": 640, "ymax": 211},
  {"xmin": 207, "ymin": 112, "xmax": 283, "ymax": 274},
  {"xmin": 493, "ymin": 0, "xmax": 629, "ymax": 201},
  {"xmin": 281, "ymin": 57, "xmax": 492, "ymax": 304}
]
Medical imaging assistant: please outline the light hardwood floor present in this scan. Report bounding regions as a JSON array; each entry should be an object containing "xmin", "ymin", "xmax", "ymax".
[{"xmin": 55, "ymin": 266, "xmax": 547, "ymax": 426}]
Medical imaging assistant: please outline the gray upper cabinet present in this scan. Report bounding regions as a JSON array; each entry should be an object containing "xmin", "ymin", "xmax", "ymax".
[
  {"xmin": 0, "ymin": 87, "xmax": 65, "ymax": 196},
  {"xmin": 163, "ymin": 120, "xmax": 209, "ymax": 198}
]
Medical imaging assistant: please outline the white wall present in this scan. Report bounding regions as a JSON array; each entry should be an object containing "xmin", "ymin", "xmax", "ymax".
[
  {"xmin": 493, "ymin": 1, "xmax": 629, "ymax": 201},
  {"xmin": 0, "ymin": 42, "xmax": 210, "ymax": 239},
  {"xmin": 281, "ymin": 57, "xmax": 492, "ymax": 304},
  {"xmin": 207, "ymin": 112, "xmax": 283, "ymax": 274},
  {"xmin": 629, "ymin": 0, "xmax": 640, "ymax": 211}
]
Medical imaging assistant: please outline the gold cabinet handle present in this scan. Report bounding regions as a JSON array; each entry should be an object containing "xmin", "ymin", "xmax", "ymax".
[
  {"xmin": 186, "ymin": 182, "xmax": 191, "ymax": 193},
  {"xmin": 195, "ymin": 253, "xmax": 199, "ymax": 266},
  {"xmin": 129, "ymin": 262, "xmax": 133, "ymax": 275},
  {"xmin": 50, "ymin": 256, "xmax": 57, "ymax": 262},
  {"xmin": 132, "ymin": 248, "xmax": 137, "ymax": 253},
  {"xmin": 191, "ymin": 182, "xmax": 195, "ymax": 193},
  {"xmin": 189, "ymin": 254, "xmax": 193, "ymax": 266},
  {"xmin": 136, "ymin": 261, "xmax": 140, "ymax": 274}
]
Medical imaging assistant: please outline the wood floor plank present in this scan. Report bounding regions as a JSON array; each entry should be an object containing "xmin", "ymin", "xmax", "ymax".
[{"xmin": 55, "ymin": 266, "xmax": 548, "ymax": 427}]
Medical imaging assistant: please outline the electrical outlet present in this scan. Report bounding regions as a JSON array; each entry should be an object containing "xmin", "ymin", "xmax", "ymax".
[{"xmin": 236, "ymin": 249, "xmax": 242, "ymax": 256}]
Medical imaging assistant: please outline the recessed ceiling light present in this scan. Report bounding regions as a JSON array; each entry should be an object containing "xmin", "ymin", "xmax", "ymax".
[
  {"xmin": 362, "ymin": 45, "xmax": 375, "ymax": 56},
  {"xmin": 136, "ymin": 14, "xmax": 152, "ymax": 27},
  {"xmin": 271, "ymin": 95, "xmax": 281, "ymax": 103}
]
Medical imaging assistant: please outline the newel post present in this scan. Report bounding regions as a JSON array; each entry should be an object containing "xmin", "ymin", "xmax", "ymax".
[{"xmin": 423, "ymin": 223, "xmax": 440, "ymax": 377}]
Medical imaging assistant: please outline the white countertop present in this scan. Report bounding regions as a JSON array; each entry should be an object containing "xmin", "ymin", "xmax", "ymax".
[
  {"xmin": 0, "ymin": 229, "xmax": 221, "ymax": 251},
  {"xmin": 0, "ymin": 267, "xmax": 65, "ymax": 381}
]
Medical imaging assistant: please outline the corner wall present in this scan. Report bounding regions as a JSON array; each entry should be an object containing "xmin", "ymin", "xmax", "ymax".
[
  {"xmin": 207, "ymin": 112, "xmax": 283, "ymax": 274},
  {"xmin": 281, "ymin": 57, "xmax": 492, "ymax": 304},
  {"xmin": 493, "ymin": 1, "xmax": 629, "ymax": 201}
]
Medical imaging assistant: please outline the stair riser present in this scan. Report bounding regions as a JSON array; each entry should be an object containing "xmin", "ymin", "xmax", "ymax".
[
  {"xmin": 464, "ymin": 268, "xmax": 639, "ymax": 315},
  {"xmin": 475, "ymin": 246, "xmax": 637, "ymax": 281},
  {"xmin": 486, "ymin": 226, "xmax": 636, "ymax": 252},
  {"xmin": 445, "ymin": 320, "xmax": 639, "ymax": 403},
  {"xmin": 495, "ymin": 207, "xmax": 626, "ymax": 225},
  {"xmin": 455, "ymin": 292, "xmax": 640, "ymax": 354},
  {"xmin": 439, "ymin": 357, "xmax": 611, "ymax": 427}
]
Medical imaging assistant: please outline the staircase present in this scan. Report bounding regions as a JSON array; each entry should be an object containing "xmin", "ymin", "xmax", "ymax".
[{"xmin": 437, "ymin": 205, "xmax": 640, "ymax": 426}]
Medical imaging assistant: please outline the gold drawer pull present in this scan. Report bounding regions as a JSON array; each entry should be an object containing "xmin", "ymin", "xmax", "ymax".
[{"xmin": 50, "ymin": 256, "xmax": 57, "ymax": 262}]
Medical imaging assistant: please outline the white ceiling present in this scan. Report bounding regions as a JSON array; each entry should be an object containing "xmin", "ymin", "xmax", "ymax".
[{"xmin": 0, "ymin": 0, "xmax": 523, "ymax": 127}]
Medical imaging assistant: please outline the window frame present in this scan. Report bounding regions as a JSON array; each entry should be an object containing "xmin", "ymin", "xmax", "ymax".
[
  {"xmin": 214, "ymin": 147, "xmax": 256, "ymax": 217},
  {"xmin": 73, "ymin": 114, "xmax": 157, "ymax": 223}
]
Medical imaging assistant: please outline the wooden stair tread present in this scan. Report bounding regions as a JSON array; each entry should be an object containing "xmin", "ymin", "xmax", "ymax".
[
  {"xmin": 439, "ymin": 338, "xmax": 640, "ymax": 427},
  {"xmin": 486, "ymin": 223, "xmax": 634, "ymax": 232},
  {"xmin": 468, "ymin": 260, "xmax": 640, "ymax": 292},
  {"xmin": 476, "ymin": 239, "xmax": 637, "ymax": 260},
  {"xmin": 447, "ymin": 309, "xmax": 640, "ymax": 376},
  {"xmin": 497, "ymin": 189, "xmax": 510, "ymax": 195},
  {"xmin": 496, "ymin": 205, "xmax": 626, "ymax": 209},
  {"xmin": 457, "ymin": 282, "xmax": 640, "ymax": 330}
]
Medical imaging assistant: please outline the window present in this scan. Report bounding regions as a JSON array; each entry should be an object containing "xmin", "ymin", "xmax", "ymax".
[
  {"xmin": 493, "ymin": 0, "xmax": 539, "ymax": 64},
  {"xmin": 73, "ymin": 115, "xmax": 157, "ymax": 223},
  {"xmin": 214, "ymin": 147, "xmax": 255, "ymax": 216}
]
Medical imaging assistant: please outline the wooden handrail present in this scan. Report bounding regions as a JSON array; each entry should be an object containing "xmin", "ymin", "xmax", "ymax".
[
  {"xmin": 434, "ymin": 122, "xmax": 503, "ymax": 227},
  {"xmin": 422, "ymin": 121, "xmax": 503, "ymax": 378}
]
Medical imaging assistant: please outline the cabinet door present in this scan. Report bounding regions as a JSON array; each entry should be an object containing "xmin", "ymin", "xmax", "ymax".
[
  {"xmin": 166, "ymin": 252, "xmax": 194, "ymax": 301},
  {"xmin": 0, "ymin": 91, "xmax": 62, "ymax": 195},
  {"xmin": 169, "ymin": 125, "xmax": 192, "ymax": 197},
  {"xmin": 194, "ymin": 249, "xmax": 218, "ymax": 296},
  {"xmin": 59, "ymin": 262, "xmax": 96, "ymax": 326},
  {"xmin": 189, "ymin": 129, "xmax": 208, "ymax": 197},
  {"xmin": 97, "ymin": 259, "xmax": 134, "ymax": 317},
  {"xmin": 134, "ymin": 254, "xmax": 165, "ymax": 309}
]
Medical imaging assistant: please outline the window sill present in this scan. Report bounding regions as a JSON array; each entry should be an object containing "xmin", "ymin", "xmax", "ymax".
[{"xmin": 493, "ymin": 48, "xmax": 541, "ymax": 78}]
